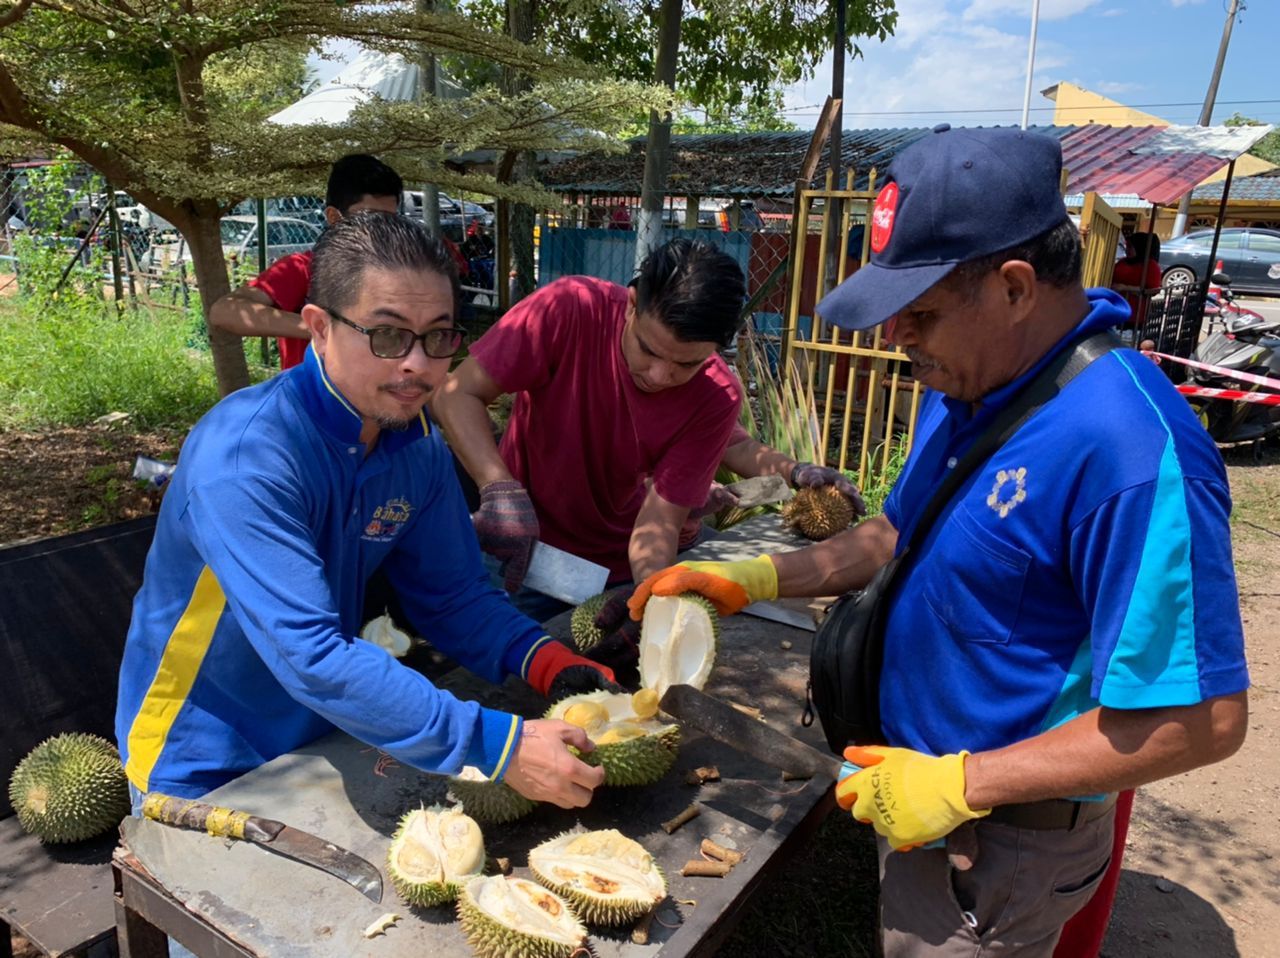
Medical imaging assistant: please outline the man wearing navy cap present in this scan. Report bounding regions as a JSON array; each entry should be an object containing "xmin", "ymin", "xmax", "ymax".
[{"xmin": 628, "ymin": 126, "xmax": 1250, "ymax": 955}]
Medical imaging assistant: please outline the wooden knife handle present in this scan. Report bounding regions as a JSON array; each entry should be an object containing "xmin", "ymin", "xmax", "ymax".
[{"xmin": 141, "ymin": 793, "xmax": 285, "ymax": 843}]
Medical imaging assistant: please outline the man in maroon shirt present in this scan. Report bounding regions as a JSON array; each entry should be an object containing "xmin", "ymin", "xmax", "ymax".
[
  {"xmin": 209, "ymin": 155, "xmax": 404, "ymax": 369},
  {"xmin": 432, "ymin": 240, "xmax": 746, "ymax": 637}
]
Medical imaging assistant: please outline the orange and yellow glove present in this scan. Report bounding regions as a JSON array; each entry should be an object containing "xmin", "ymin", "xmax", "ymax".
[
  {"xmin": 835, "ymin": 745, "xmax": 990, "ymax": 851},
  {"xmin": 627, "ymin": 556, "xmax": 779, "ymax": 620}
]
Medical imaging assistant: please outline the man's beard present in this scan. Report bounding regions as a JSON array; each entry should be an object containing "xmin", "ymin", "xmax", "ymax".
[{"xmin": 375, "ymin": 415, "xmax": 413, "ymax": 432}]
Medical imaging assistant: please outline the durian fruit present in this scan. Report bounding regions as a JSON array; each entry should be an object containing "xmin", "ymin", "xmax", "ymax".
[
  {"xmin": 781, "ymin": 485, "xmax": 856, "ymax": 541},
  {"xmin": 9, "ymin": 732, "xmax": 129, "ymax": 843},
  {"xmin": 387, "ymin": 806, "xmax": 485, "ymax": 907},
  {"xmin": 547, "ymin": 690, "xmax": 680, "ymax": 786},
  {"xmin": 639, "ymin": 593, "xmax": 720, "ymax": 697},
  {"xmin": 457, "ymin": 875, "xmax": 587, "ymax": 958},
  {"xmin": 447, "ymin": 766, "xmax": 538, "ymax": 824},
  {"xmin": 569, "ymin": 591, "xmax": 611, "ymax": 654},
  {"xmin": 361, "ymin": 612, "xmax": 412, "ymax": 657},
  {"xmin": 529, "ymin": 829, "xmax": 666, "ymax": 926}
]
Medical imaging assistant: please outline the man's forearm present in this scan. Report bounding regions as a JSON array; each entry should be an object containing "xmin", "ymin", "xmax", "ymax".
[
  {"xmin": 721, "ymin": 437, "xmax": 795, "ymax": 481},
  {"xmin": 429, "ymin": 384, "xmax": 512, "ymax": 488},
  {"xmin": 770, "ymin": 515, "xmax": 898, "ymax": 597},
  {"xmin": 963, "ymin": 691, "xmax": 1248, "ymax": 808},
  {"xmin": 210, "ymin": 293, "xmax": 308, "ymax": 339},
  {"xmin": 629, "ymin": 523, "xmax": 679, "ymax": 584}
]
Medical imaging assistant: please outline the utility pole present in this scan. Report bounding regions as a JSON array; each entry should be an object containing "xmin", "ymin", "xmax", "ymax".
[
  {"xmin": 1019, "ymin": 0, "xmax": 1042, "ymax": 130},
  {"xmin": 823, "ymin": 0, "xmax": 847, "ymax": 299},
  {"xmin": 1171, "ymin": 0, "xmax": 1243, "ymax": 238},
  {"xmin": 633, "ymin": 0, "xmax": 683, "ymax": 271},
  {"xmin": 416, "ymin": 0, "xmax": 441, "ymax": 235}
]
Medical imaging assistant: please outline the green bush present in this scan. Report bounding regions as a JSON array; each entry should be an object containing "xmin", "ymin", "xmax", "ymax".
[{"xmin": 0, "ymin": 297, "xmax": 239, "ymax": 429}]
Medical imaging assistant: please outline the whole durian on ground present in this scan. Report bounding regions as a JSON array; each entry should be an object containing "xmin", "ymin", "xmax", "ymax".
[
  {"xmin": 447, "ymin": 766, "xmax": 537, "ymax": 824},
  {"xmin": 546, "ymin": 690, "xmax": 681, "ymax": 786},
  {"xmin": 782, "ymin": 485, "xmax": 856, "ymax": 541},
  {"xmin": 529, "ymin": 829, "xmax": 666, "ymax": 926},
  {"xmin": 457, "ymin": 875, "xmax": 587, "ymax": 958},
  {"xmin": 9, "ymin": 732, "xmax": 129, "ymax": 843},
  {"xmin": 568, "ymin": 591, "xmax": 610, "ymax": 654},
  {"xmin": 387, "ymin": 806, "xmax": 485, "ymax": 907}
]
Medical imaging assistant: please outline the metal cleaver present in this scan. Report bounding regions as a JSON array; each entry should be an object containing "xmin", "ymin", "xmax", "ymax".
[
  {"xmin": 658, "ymin": 684, "xmax": 843, "ymax": 780},
  {"xmin": 522, "ymin": 541, "xmax": 610, "ymax": 605}
]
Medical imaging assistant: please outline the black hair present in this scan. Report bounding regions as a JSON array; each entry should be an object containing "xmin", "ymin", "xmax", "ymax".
[
  {"xmin": 948, "ymin": 218, "xmax": 1082, "ymax": 294},
  {"xmin": 325, "ymin": 154, "xmax": 403, "ymax": 214},
  {"xmin": 1127, "ymin": 231, "xmax": 1160, "ymax": 263},
  {"xmin": 630, "ymin": 239, "xmax": 746, "ymax": 348},
  {"xmin": 310, "ymin": 211, "xmax": 460, "ymax": 319}
]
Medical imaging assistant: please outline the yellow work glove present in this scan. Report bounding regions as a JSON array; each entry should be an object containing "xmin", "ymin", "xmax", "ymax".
[
  {"xmin": 835, "ymin": 745, "xmax": 990, "ymax": 851},
  {"xmin": 627, "ymin": 556, "xmax": 779, "ymax": 619}
]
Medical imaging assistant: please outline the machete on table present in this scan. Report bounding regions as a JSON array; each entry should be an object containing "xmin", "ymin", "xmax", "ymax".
[
  {"xmin": 141, "ymin": 793, "xmax": 383, "ymax": 903},
  {"xmin": 658, "ymin": 684, "xmax": 843, "ymax": 780}
]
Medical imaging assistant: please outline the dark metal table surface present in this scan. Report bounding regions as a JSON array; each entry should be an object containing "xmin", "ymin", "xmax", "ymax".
[{"xmin": 115, "ymin": 519, "xmax": 837, "ymax": 957}]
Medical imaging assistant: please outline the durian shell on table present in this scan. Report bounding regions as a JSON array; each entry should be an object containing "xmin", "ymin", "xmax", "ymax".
[
  {"xmin": 781, "ymin": 485, "xmax": 856, "ymax": 540},
  {"xmin": 457, "ymin": 875, "xmax": 588, "ymax": 958},
  {"xmin": 546, "ymin": 690, "xmax": 681, "ymax": 786},
  {"xmin": 8, "ymin": 732, "xmax": 129, "ymax": 843},
  {"xmin": 568, "ymin": 591, "xmax": 610, "ymax": 654},
  {"xmin": 386, "ymin": 805, "xmax": 485, "ymax": 907},
  {"xmin": 447, "ymin": 766, "xmax": 538, "ymax": 824},
  {"xmin": 528, "ymin": 828, "xmax": 666, "ymax": 926}
]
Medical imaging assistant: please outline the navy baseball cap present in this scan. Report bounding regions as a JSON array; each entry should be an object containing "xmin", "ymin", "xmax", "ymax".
[{"xmin": 817, "ymin": 125, "xmax": 1070, "ymax": 331}]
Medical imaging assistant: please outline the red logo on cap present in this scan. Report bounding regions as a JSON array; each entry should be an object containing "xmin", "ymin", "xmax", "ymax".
[{"xmin": 870, "ymin": 182, "xmax": 899, "ymax": 254}]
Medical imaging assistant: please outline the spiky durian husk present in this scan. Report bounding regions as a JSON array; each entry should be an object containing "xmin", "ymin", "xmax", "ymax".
[
  {"xmin": 569, "ymin": 592, "xmax": 610, "ymax": 654},
  {"xmin": 582, "ymin": 725, "xmax": 680, "ymax": 787},
  {"xmin": 457, "ymin": 876, "xmax": 587, "ymax": 958},
  {"xmin": 782, "ymin": 486, "xmax": 855, "ymax": 540},
  {"xmin": 9, "ymin": 732, "xmax": 129, "ymax": 843},
  {"xmin": 447, "ymin": 778, "xmax": 538, "ymax": 824},
  {"xmin": 529, "ymin": 829, "xmax": 667, "ymax": 926},
  {"xmin": 387, "ymin": 807, "xmax": 484, "ymax": 908}
]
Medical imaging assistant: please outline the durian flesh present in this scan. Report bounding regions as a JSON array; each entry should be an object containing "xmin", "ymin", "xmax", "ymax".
[
  {"xmin": 8, "ymin": 732, "xmax": 129, "ymax": 843},
  {"xmin": 360, "ymin": 612, "xmax": 412, "ymax": 657},
  {"xmin": 448, "ymin": 766, "xmax": 538, "ymax": 824},
  {"xmin": 387, "ymin": 806, "xmax": 484, "ymax": 907},
  {"xmin": 529, "ymin": 829, "xmax": 666, "ymax": 926},
  {"xmin": 639, "ymin": 593, "xmax": 720, "ymax": 696},
  {"xmin": 458, "ymin": 875, "xmax": 587, "ymax": 958},
  {"xmin": 547, "ymin": 690, "xmax": 680, "ymax": 786}
]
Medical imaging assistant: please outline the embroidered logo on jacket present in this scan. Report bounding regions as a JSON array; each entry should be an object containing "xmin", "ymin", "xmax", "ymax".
[
  {"xmin": 986, "ymin": 467, "xmax": 1027, "ymax": 519},
  {"xmin": 363, "ymin": 497, "xmax": 413, "ymax": 542}
]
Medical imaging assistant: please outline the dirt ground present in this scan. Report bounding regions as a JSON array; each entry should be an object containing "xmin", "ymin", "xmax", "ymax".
[{"xmin": 2, "ymin": 428, "xmax": 1277, "ymax": 957}]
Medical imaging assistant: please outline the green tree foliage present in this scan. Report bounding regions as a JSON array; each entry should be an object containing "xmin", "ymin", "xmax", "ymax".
[
  {"xmin": 672, "ymin": 91, "xmax": 798, "ymax": 135},
  {"xmin": 457, "ymin": 0, "xmax": 897, "ymax": 119},
  {"xmin": 0, "ymin": 1, "xmax": 670, "ymax": 393},
  {"xmin": 1224, "ymin": 113, "xmax": 1280, "ymax": 166}
]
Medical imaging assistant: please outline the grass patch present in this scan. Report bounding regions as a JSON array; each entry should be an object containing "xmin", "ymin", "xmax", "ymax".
[{"xmin": 0, "ymin": 296, "xmax": 269, "ymax": 430}]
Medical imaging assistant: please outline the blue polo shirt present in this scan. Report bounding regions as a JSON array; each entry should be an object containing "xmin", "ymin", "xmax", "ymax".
[
  {"xmin": 117, "ymin": 346, "xmax": 551, "ymax": 798},
  {"xmin": 881, "ymin": 290, "xmax": 1249, "ymax": 756}
]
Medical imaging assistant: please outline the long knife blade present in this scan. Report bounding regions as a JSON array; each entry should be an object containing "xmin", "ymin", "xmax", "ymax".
[
  {"xmin": 659, "ymin": 684, "xmax": 843, "ymax": 780},
  {"xmin": 141, "ymin": 793, "xmax": 383, "ymax": 903},
  {"xmin": 522, "ymin": 541, "xmax": 610, "ymax": 605}
]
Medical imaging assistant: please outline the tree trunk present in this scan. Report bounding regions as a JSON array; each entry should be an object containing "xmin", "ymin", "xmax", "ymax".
[
  {"xmin": 503, "ymin": 0, "xmax": 537, "ymax": 302},
  {"xmin": 177, "ymin": 207, "xmax": 250, "ymax": 395},
  {"xmin": 632, "ymin": 0, "xmax": 683, "ymax": 271}
]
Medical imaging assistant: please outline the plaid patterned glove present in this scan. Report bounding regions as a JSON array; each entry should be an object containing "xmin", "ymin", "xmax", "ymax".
[
  {"xmin": 790, "ymin": 463, "xmax": 868, "ymax": 517},
  {"xmin": 473, "ymin": 480, "xmax": 539, "ymax": 593}
]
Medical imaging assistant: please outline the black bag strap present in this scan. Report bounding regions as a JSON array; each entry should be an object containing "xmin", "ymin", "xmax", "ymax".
[{"xmin": 896, "ymin": 330, "xmax": 1119, "ymax": 563}]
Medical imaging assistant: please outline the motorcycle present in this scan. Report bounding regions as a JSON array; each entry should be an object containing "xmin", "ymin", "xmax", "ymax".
[
  {"xmin": 1186, "ymin": 272, "xmax": 1280, "ymax": 448},
  {"xmin": 1203, "ymin": 279, "xmax": 1264, "ymax": 333}
]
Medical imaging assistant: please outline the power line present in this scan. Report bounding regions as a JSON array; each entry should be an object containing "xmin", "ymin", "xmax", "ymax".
[{"xmin": 780, "ymin": 98, "xmax": 1280, "ymax": 117}]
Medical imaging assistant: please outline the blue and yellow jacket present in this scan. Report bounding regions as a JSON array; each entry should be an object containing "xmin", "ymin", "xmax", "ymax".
[{"xmin": 116, "ymin": 346, "xmax": 548, "ymax": 798}]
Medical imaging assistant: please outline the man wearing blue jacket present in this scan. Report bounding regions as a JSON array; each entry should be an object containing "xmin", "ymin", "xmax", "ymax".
[
  {"xmin": 117, "ymin": 212, "xmax": 615, "ymax": 808},
  {"xmin": 629, "ymin": 127, "xmax": 1250, "ymax": 955}
]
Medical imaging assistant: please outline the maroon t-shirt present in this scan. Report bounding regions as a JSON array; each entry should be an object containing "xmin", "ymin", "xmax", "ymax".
[
  {"xmin": 469, "ymin": 276, "xmax": 742, "ymax": 579},
  {"xmin": 250, "ymin": 250, "xmax": 312, "ymax": 370}
]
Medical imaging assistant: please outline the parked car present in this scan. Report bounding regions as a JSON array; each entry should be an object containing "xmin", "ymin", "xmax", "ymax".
[
  {"xmin": 147, "ymin": 215, "xmax": 320, "ymax": 269},
  {"xmin": 228, "ymin": 196, "xmax": 327, "ymax": 229},
  {"xmin": 400, "ymin": 190, "xmax": 495, "ymax": 241},
  {"xmin": 1160, "ymin": 227, "xmax": 1280, "ymax": 296},
  {"xmin": 660, "ymin": 199, "xmax": 764, "ymax": 232}
]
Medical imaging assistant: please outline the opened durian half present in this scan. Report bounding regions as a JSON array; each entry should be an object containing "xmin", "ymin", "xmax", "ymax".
[
  {"xmin": 529, "ymin": 829, "xmax": 666, "ymax": 926},
  {"xmin": 546, "ymin": 689, "xmax": 680, "ymax": 786},
  {"xmin": 387, "ymin": 806, "xmax": 484, "ymax": 907},
  {"xmin": 458, "ymin": 875, "xmax": 587, "ymax": 958},
  {"xmin": 639, "ymin": 593, "xmax": 719, "ymax": 696},
  {"xmin": 360, "ymin": 612, "xmax": 413, "ymax": 657},
  {"xmin": 447, "ymin": 766, "xmax": 538, "ymax": 824}
]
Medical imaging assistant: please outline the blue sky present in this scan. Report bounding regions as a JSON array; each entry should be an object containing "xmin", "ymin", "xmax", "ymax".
[
  {"xmin": 311, "ymin": 1, "xmax": 1277, "ymax": 131},
  {"xmin": 783, "ymin": 0, "xmax": 1278, "ymax": 130}
]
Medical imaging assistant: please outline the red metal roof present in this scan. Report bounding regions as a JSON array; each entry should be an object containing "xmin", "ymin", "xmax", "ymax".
[{"xmin": 1059, "ymin": 123, "xmax": 1272, "ymax": 207}]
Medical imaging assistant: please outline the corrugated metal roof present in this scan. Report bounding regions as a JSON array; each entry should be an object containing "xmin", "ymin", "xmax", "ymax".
[
  {"xmin": 545, "ymin": 123, "xmax": 1272, "ymax": 207},
  {"xmin": 1192, "ymin": 171, "xmax": 1280, "ymax": 203}
]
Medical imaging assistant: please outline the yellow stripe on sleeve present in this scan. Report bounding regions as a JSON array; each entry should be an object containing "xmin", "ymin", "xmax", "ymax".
[{"xmin": 125, "ymin": 566, "xmax": 227, "ymax": 791}]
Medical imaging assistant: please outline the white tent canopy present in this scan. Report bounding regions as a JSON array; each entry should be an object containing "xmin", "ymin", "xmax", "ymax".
[{"xmin": 269, "ymin": 49, "xmax": 465, "ymax": 127}]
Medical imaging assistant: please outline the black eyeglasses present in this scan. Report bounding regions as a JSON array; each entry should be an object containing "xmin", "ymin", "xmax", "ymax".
[{"xmin": 321, "ymin": 306, "xmax": 466, "ymax": 359}]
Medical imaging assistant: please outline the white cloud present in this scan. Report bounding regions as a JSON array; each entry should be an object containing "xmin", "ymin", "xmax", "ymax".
[
  {"xmin": 965, "ymin": 0, "xmax": 1102, "ymax": 21},
  {"xmin": 1100, "ymin": 7, "xmax": 1125, "ymax": 16},
  {"xmin": 1169, "ymin": 0, "xmax": 1206, "ymax": 6}
]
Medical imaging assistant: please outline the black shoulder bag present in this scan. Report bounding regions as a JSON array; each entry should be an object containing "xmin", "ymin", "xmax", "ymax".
[{"xmin": 806, "ymin": 331, "xmax": 1120, "ymax": 753}]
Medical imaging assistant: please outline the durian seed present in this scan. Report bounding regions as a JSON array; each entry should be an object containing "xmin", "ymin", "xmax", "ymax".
[{"xmin": 631, "ymin": 688, "xmax": 660, "ymax": 719}]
